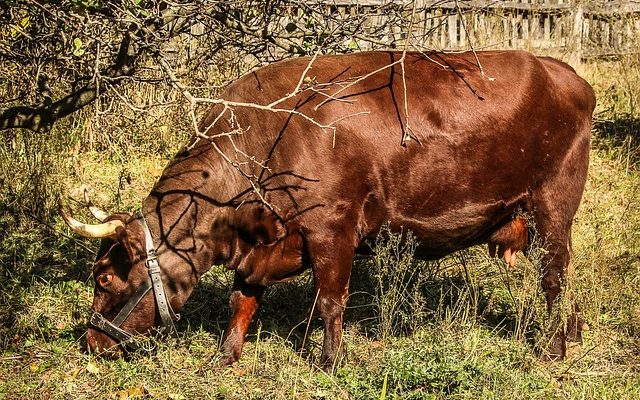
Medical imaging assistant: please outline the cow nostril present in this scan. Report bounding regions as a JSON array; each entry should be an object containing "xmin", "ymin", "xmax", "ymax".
[{"xmin": 86, "ymin": 328, "xmax": 100, "ymax": 354}]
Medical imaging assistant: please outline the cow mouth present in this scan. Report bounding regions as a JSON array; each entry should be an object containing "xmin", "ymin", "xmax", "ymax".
[{"xmin": 86, "ymin": 327, "xmax": 124, "ymax": 358}]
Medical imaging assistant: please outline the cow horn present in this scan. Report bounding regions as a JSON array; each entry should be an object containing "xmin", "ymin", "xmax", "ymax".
[
  {"xmin": 60, "ymin": 200, "xmax": 124, "ymax": 239},
  {"xmin": 83, "ymin": 189, "xmax": 109, "ymax": 222}
]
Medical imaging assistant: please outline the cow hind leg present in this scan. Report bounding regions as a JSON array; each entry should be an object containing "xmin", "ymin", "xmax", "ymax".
[
  {"xmin": 531, "ymin": 136, "xmax": 589, "ymax": 360},
  {"xmin": 536, "ymin": 233, "xmax": 572, "ymax": 360},
  {"xmin": 533, "ymin": 203, "xmax": 584, "ymax": 360}
]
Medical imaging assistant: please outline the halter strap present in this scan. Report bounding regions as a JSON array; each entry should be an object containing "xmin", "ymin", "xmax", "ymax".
[{"xmin": 136, "ymin": 211, "xmax": 179, "ymax": 337}]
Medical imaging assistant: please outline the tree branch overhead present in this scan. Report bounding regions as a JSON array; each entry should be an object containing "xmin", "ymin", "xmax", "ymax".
[{"xmin": 1, "ymin": 1, "xmax": 421, "ymax": 133}]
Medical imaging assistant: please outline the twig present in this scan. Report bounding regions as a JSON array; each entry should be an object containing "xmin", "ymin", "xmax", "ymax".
[
  {"xmin": 455, "ymin": 0, "xmax": 494, "ymax": 80},
  {"xmin": 400, "ymin": 2, "xmax": 421, "ymax": 146},
  {"xmin": 268, "ymin": 49, "xmax": 321, "ymax": 108},
  {"xmin": 314, "ymin": 58, "xmax": 404, "ymax": 111}
]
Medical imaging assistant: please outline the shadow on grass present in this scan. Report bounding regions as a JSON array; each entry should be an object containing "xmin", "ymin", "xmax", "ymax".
[
  {"xmin": 177, "ymin": 255, "xmax": 542, "ymax": 361},
  {"xmin": 347, "ymin": 259, "xmax": 541, "ymax": 344},
  {"xmin": 0, "ymin": 212, "xmax": 96, "ymax": 350},
  {"xmin": 177, "ymin": 268, "xmax": 317, "ymax": 355},
  {"xmin": 593, "ymin": 116, "xmax": 640, "ymax": 166}
]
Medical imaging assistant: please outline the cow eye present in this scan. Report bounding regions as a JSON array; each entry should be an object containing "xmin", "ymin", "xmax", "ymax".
[{"xmin": 97, "ymin": 274, "xmax": 113, "ymax": 287}]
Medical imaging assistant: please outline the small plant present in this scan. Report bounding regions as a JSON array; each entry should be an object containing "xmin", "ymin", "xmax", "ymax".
[{"xmin": 370, "ymin": 224, "xmax": 429, "ymax": 340}]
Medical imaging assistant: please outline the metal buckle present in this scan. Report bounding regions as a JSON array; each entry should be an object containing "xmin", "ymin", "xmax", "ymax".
[
  {"xmin": 145, "ymin": 247, "xmax": 158, "ymax": 267},
  {"xmin": 89, "ymin": 312, "xmax": 106, "ymax": 330},
  {"xmin": 145, "ymin": 255, "xmax": 158, "ymax": 268},
  {"xmin": 89, "ymin": 310, "xmax": 139, "ymax": 349}
]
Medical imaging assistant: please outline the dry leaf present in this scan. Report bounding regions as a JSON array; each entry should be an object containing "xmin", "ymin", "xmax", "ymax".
[
  {"xmin": 66, "ymin": 367, "xmax": 83, "ymax": 380},
  {"xmin": 86, "ymin": 361, "xmax": 99, "ymax": 375},
  {"xmin": 113, "ymin": 385, "xmax": 147, "ymax": 399}
]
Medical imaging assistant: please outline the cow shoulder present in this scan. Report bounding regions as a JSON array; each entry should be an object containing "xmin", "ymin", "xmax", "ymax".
[{"xmin": 230, "ymin": 205, "xmax": 305, "ymax": 285}]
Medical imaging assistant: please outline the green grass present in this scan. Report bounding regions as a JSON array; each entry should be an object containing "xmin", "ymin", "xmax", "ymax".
[{"xmin": 1, "ymin": 59, "xmax": 639, "ymax": 399}]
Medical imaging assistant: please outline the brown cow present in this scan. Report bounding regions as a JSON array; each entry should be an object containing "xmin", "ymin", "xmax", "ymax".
[{"xmin": 62, "ymin": 50, "xmax": 595, "ymax": 369}]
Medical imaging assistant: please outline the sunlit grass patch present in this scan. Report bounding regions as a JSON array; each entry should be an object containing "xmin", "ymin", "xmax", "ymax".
[{"xmin": 64, "ymin": 150, "xmax": 169, "ymax": 213}]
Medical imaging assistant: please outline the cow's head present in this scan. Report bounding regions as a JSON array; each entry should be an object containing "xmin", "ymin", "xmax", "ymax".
[{"xmin": 61, "ymin": 193, "xmax": 162, "ymax": 356}]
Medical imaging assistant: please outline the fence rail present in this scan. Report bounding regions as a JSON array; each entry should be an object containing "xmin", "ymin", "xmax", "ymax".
[{"xmin": 313, "ymin": 0, "xmax": 640, "ymax": 58}]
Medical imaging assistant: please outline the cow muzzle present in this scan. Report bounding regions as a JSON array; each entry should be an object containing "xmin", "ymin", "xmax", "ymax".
[{"xmin": 86, "ymin": 326, "xmax": 122, "ymax": 357}]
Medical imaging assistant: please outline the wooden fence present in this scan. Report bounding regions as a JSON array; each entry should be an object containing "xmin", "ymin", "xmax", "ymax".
[{"xmin": 314, "ymin": 0, "xmax": 640, "ymax": 58}]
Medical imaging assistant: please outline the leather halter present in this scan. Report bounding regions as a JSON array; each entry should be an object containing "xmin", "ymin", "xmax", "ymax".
[{"xmin": 87, "ymin": 211, "xmax": 180, "ymax": 350}]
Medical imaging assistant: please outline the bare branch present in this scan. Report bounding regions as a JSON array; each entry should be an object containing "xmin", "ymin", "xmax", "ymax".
[{"xmin": 0, "ymin": 30, "xmax": 137, "ymax": 132}]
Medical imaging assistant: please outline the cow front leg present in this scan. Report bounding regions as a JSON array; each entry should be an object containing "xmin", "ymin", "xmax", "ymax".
[
  {"xmin": 311, "ymin": 248, "xmax": 354, "ymax": 372},
  {"xmin": 316, "ymin": 286, "xmax": 349, "ymax": 371},
  {"xmin": 219, "ymin": 272, "xmax": 264, "ymax": 366}
]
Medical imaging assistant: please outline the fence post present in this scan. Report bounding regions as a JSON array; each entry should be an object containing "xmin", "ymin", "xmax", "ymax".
[{"xmin": 570, "ymin": 3, "xmax": 584, "ymax": 65}]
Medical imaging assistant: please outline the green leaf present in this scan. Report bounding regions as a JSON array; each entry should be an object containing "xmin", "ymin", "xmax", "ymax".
[
  {"xmin": 347, "ymin": 38, "xmax": 359, "ymax": 50},
  {"xmin": 72, "ymin": 38, "xmax": 85, "ymax": 57},
  {"xmin": 379, "ymin": 372, "xmax": 388, "ymax": 400}
]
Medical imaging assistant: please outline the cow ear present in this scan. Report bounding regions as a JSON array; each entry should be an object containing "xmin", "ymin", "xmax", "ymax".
[
  {"xmin": 234, "ymin": 206, "xmax": 286, "ymax": 246},
  {"xmin": 108, "ymin": 213, "xmax": 145, "ymax": 264}
]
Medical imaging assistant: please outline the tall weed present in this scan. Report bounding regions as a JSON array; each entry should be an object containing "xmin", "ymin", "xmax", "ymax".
[{"xmin": 371, "ymin": 224, "xmax": 429, "ymax": 340}]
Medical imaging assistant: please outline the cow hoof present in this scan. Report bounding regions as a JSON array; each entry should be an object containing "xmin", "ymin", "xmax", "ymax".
[
  {"xmin": 566, "ymin": 328, "xmax": 583, "ymax": 344},
  {"xmin": 317, "ymin": 350, "xmax": 345, "ymax": 373},
  {"xmin": 318, "ymin": 359, "xmax": 336, "ymax": 373},
  {"xmin": 535, "ymin": 346, "xmax": 565, "ymax": 362},
  {"xmin": 567, "ymin": 314, "xmax": 588, "ymax": 344},
  {"xmin": 537, "ymin": 350, "xmax": 565, "ymax": 362},
  {"xmin": 536, "ymin": 335, "xmax": 566, "ymax": 361},
  {"xmin": 217, "ymin": 354, "xmax": 237, "ymax": 368}
]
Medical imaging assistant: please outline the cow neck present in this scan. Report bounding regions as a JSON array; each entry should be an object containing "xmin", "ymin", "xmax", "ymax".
[{"xmin": 141, "ymin": 201, "xmax": 220, "ymax": 296}]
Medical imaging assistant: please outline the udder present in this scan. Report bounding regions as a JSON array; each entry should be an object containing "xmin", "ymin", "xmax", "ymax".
[{"xmin": 487, "ymin": 215, "xmax": 528, "ymax": 267}]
